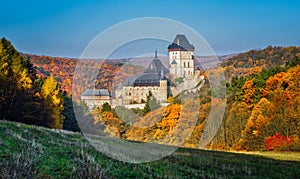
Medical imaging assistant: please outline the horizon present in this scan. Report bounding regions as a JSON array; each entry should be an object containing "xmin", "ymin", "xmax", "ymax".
[
  {"xmin": 1, "ymin": 0, "xmax": 299, "ymax": 58},
  {"xmin": 15, "ymin": 40, "xmax": 299, "ymax": 59}
]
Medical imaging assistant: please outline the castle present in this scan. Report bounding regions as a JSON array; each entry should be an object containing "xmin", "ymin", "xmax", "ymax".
[
  {"xmin": 81, "ymin": 34, "xmax": 195, "ymax": 109},
  {"xmin": 114, "ymin": 50, "xmax": 169, "ymax": 106}
]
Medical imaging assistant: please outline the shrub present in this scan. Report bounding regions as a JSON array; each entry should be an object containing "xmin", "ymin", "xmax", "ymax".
[{"xmin": 265, "ymin": 133, "xmax": 296, "ymax": 151}]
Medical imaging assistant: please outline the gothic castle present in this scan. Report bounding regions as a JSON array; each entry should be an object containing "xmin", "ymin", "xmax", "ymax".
[{"xmin": 81, "ymin": 34, "xmax": 196, "ymax": 109}]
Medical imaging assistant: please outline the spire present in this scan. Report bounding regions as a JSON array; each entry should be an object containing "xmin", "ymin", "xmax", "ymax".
[{"xmin": 155, "ymin": 49, "xmax": 158, "ymax": 59}]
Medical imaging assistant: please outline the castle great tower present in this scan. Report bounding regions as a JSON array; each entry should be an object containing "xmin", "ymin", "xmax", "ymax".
[{"xmin": 168, "ymin": 34, "xmax": 195, "ymax": 79}]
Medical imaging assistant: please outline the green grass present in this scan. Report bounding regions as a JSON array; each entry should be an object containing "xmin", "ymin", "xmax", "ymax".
[{"xmin": 1, "ymin": 120, "xmax": 300, "ymax": 178}]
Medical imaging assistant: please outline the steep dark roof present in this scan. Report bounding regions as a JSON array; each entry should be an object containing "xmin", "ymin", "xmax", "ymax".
[
  {"xmin": 123, "ymin": 74, "xmax": 143, "ymax": 86},
  {"xmin": 82, "ymin": 89, "xmax": 110, "ymax": 96},
  {"xmin": 121, "ymin": 51, "xmax": 169, "ymax": 87},
  {"xmin": 144, "ymin": 59, "xmax": 169, "ymax": 74},
  {"xmin": 133, "ymin": 73, "xmax": 166, "ymax": 87},
  {"xmin": 168, "ymin": 34, "xmax": 194, "ymax": 51}
]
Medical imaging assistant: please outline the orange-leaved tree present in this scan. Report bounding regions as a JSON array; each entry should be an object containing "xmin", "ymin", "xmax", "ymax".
[{"xmin": 238, "ymin": 98, "xmax": 274, "ymax": 150}]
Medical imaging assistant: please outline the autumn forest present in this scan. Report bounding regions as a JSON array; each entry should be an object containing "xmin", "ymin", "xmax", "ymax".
[{"xmin": 1, "ymin": 37, "xmax": 300, "ymax": 152}]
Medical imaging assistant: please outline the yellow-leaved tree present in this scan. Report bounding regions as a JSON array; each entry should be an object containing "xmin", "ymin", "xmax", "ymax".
[
  {"xmin": 40, "ymin": 74, "xmax": 64, "ymax": 129},
  {"xmin": 0, "ymin": 37, "xmax": 34, "ymax": 122}
]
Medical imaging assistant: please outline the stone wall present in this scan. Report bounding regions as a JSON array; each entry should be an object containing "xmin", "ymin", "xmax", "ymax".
[{"xmin": 116, "ymin": 80, "xmax": 168, "ymax": 105}]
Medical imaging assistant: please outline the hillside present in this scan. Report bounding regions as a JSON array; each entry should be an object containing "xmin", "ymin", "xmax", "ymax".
[
  {"xmin": 22, "ymin": 46, "xmax": 300, "ymax": 98},
  {"xmin": 23, "ymin": 54, "xmax": 233, "ymax": 96},
  {"xmin": 94, "ymin": 61, "xmax": 300, "ymax": 151},
  {"xmin": 220, "ymin": 46, "xmax": 300, "ymax": 79},
  {"xmin": 222, "ymin": 46, "xmax": 300, "ymax": 69},
  {"xmin": 1, "ymin": 120, "xmax": 300, "ymax": 178},
  {"xmin": 22, "ymin": 45, "xmax": 300, "ymax": 151}
]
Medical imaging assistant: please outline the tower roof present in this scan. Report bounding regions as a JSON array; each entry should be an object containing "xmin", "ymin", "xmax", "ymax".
[{"xmin": 168, "ymin": 34, "xmax": 194, "ymax": 51}]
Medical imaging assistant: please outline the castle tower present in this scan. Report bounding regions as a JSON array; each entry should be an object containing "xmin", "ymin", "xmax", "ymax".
[{"xmin": 168, "ymin": 34, "xmax": 195, "ymax": 79}]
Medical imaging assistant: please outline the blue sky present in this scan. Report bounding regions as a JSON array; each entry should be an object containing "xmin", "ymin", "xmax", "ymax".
[{"xmin": 0, "ymin": 0, "xmax": 299, "ymax": 58}]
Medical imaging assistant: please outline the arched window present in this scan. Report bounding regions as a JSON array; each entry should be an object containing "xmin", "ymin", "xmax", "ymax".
[
  {"xmin": 128, "ymin": 92, "xmax": 131, "ymax": 96},
  {"xmin": 188, "ymin": 62, "xmax": 190, "ymax": 68},
  {"xmin": 183, "ymin": 62, "xmax": 186, "ymax": 68}
]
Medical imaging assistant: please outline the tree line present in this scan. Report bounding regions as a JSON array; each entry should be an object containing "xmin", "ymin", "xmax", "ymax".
[{"xmin": 0, "ymin": 38, "xmax": 75, "ymax": 130}]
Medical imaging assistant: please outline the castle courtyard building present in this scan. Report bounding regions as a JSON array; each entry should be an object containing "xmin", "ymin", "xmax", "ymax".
[{"xmin": 81, "ymin": 89, "xmax": 111, "ymax": 109}]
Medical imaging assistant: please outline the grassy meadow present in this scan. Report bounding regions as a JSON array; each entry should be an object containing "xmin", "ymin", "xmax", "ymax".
[{"xmin": 1, "ymin": 120, "xmax": 300, "ymax": 178}]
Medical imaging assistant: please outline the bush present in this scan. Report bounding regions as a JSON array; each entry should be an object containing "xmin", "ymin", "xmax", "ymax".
[
  {"xmin": 101, "ymin": 102, "xmax": 111, "ymax": 113},
  {"xmin": 265, "ymin": 133, "xmax": 296, "ymax": 151}
]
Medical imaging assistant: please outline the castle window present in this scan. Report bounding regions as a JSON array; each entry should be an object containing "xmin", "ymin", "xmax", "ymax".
[{"xmin": 184, "ymin": 62, "xmax": 186, "ymax": 67}]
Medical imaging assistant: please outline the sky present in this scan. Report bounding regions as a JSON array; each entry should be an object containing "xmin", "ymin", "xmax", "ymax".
[{"xmin": 0, "ymin": 0, "xmax": 299, "ymax": 58}]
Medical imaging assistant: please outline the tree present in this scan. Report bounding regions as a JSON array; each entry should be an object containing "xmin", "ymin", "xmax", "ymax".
[
  {"xmin": 62, "ymin": 93, "xmax": 80, "ymax": 132},
  {"xmin": 167, "ymin": 96, "xmax": 174, "ymax": 103},
  {"xmin": 225, "ymin": 102, "xmax": 251, "ymax": 148},
  {"xmin": 0, "ymin": 38, "xmax": 33, "ymax": 120},
  {"xmin": 142, "ymin": 91, "xmax": 153, "ymax": 115},
  {"xmin": 242, "ymin": 79, "xmax": 255, "ymax": 106},
  {"xmin": 238, "ymin": 98, "xmax": 274, "ymax": 150},
  {"xmin": 40, "ymin": 74, "xmax": 64, "ymax": 129},
  {"xmin": 101, "ymin": 102, "xmax": 111, "ymax": 113},
  {"xmin": 142, "ymin": 91, "xmax": 161, "ymax": 116},
  {"xmin": 0, "ymin": 38, "xmax": 59, "ymax": 128},
  {"xmin": 114, "ymin": 106, "xmax": 139, "ymax": 125}
]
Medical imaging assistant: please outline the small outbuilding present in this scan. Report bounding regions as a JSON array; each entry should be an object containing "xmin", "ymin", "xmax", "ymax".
[{"xmin": 81, "ymin": 89, "xmax": 111, "ymax": 109}]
